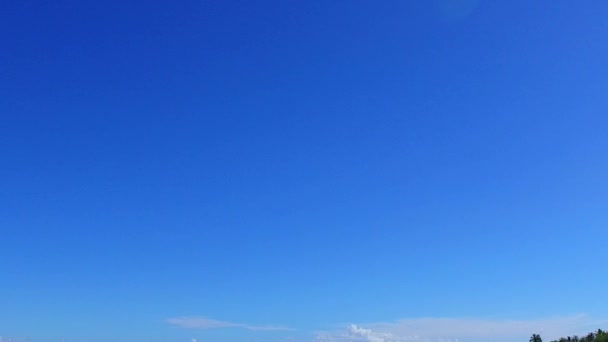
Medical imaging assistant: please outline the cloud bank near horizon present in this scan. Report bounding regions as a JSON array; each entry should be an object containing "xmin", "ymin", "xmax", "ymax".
[{"xmin": 314, "ymin": 315, "xmax": 608, "ymax": 342}]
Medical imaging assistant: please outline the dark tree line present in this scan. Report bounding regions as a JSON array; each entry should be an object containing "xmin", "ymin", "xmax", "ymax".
[{"xmin": 530, "ymin": 329, "xmax": 608, "ymax": 342}]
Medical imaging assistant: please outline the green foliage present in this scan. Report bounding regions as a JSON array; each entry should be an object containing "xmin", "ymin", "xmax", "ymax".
[
  {"xmin": 547, "ymin": 329, "xmax": 608, "ymax": 342},
  {"xmin": 596, "ymin": 330, "xmax": 608, "ymax": 342}
]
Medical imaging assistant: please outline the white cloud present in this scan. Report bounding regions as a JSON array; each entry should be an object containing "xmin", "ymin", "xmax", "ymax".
[
  {"xmin": 315, "ymin": 315, "xmax": 607, "ymax": 342},
  {"xmin": 314, "ymin": 324, "xmax": 417, "ymax": 342},
  {"xmin": 167, "ymin": 316, "xmax": 292, "ymax": 331}
]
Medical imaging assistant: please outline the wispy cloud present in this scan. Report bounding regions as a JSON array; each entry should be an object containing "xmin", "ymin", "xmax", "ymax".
[
  {"xmin": 315, "ymin": 315, "xmax": 608, "ymax": 342},
  {"xmin": 167, "ymin": 316, "xmax": 293, "ymax": 331}
]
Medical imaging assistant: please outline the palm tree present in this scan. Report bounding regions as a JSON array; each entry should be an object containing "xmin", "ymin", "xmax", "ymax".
[{"xmin": 531, "ymin": 334, "xmax": 543, "ymax": 342}]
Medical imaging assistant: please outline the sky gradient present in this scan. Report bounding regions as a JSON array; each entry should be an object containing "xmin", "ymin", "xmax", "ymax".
[{"xmin": 1, "ymin": 1, "xmax": 607, "ymax": 342}]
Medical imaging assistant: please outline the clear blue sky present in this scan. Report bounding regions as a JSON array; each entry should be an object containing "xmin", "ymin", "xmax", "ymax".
[{"xmin": 1, "ymin": 1, "xmax": 607, "ymax": 342}]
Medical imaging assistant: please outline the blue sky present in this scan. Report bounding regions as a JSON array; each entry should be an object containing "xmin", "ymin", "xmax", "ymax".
[{"xmin": 1, "ymin": 0, "xmax": 607, "ymax": 341}]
